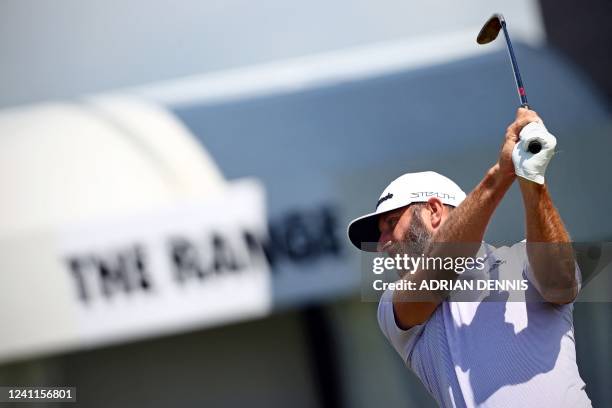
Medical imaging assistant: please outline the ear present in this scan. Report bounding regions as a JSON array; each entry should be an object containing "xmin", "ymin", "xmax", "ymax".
[{"xmin": 426, "ymin": 197, "xmax": 445, "ymax": 229}]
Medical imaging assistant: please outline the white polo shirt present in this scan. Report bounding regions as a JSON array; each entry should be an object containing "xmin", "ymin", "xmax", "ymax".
[{"xmin": 377, "ymin": 243, "xmax": 591, "ymax": 408}]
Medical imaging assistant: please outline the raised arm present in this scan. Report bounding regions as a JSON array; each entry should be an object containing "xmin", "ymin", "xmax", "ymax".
[
  {"xmin": 392, "ymin": 126, "xmax": 518, "ymax": 329},
  {"xmin": 519, "ymin": 180, "xmax": 578, "ymax": 304},
  {"xmin": 519, "ymin": 178, "xmax": 578, "ymax": 304},
  {"xmin": 509, "ymin": 108, "xmax": 578, "ymax": 304}
]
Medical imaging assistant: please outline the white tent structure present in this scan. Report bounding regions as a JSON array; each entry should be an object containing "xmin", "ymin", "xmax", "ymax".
[{"xmin": 0, "ymin": 97, "xmax": 225, "ymax": 234}]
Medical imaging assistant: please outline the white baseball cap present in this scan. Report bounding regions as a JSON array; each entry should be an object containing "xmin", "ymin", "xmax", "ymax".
[{"xmin": 347, "ymin": 171, "xmax": 466, "ymax": 251}]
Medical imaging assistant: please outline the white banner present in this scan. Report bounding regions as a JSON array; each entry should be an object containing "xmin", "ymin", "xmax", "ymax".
[{"xmin": 0, "ymin": 179, "xmax": 271, "ymax": 363}]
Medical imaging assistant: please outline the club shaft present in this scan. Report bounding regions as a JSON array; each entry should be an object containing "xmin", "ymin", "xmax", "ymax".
[{"xmin": 500, "ymin": 21, "xmax": 528, "ymax": 107}]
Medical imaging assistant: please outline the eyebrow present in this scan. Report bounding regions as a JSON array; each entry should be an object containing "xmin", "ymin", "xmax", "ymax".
[{"xmin": 378, "ymin": 213, "xmax": 397, "ymax": 232}]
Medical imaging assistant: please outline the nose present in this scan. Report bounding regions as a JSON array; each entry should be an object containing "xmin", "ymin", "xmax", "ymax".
[{"xmin": 377, "ymin": 232, "xmax": 392, "ymax": 252}]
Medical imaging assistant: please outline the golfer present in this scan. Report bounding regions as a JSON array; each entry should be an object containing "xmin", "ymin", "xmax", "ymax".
[{"xmin": 348, "ymin": 108, "xmax": 591, "ymax": 407}]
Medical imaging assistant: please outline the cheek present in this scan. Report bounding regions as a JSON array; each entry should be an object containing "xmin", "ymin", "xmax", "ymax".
[{"xmin": 391, "ymin": 220, "xmax": 410, "ymax": 241}]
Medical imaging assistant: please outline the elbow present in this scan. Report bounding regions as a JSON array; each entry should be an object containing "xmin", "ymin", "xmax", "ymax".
[
  {"xmin": 532, "ymin": 258, "xmax": 579, "ymax": 305},
  {"xmin": 540, "ymin": 285, "xmax": 579, "ymax": 305},
  {"xmin": 392, "ymin": 297, "xmax": 438, "ymax": 329},
  {"xmin": 538, "ymin": 267, "xmax": 579, "ymax": 305}
]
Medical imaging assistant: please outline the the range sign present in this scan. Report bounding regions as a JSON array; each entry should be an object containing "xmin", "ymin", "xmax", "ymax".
[{"xmin": 0, "ymin": 180, "xmax": 271, "ymax": 363}]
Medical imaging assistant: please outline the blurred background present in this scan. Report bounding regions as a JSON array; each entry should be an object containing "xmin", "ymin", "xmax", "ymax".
[{"xmin": 0, "ymin": 0, "xmax": 610, "ymax": 407}]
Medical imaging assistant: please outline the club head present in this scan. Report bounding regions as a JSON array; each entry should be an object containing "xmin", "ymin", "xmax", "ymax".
[{"xmin": 476, "ymin": 14, "xmax": 505, "ymax": 44}]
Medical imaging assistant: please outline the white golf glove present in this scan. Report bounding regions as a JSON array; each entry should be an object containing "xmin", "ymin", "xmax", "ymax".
[{"xmin": 512, "ymin": 121, "xmax": 557, "ymax": 184}]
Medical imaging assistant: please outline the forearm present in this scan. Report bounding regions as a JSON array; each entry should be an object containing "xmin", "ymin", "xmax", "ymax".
[
  {"xmin": 392, "ymin": 164, "xmax": 513, "ymax": 327},
  {"xmin": 413, "ymin": 164, "xmax": 512, "ymax": 284},
  {"xmin": 430, "ymin": 163, "xmax": 513, "ymax": 246},
  {"xmin": 519, "ymin": 180, "xmax": 569, "ymax": 242},
  {"xmin": 519, "ymin": 179, "xmax": 578, "ymax": 303}
]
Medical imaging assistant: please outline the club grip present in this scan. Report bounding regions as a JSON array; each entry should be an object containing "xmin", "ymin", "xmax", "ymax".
[
  {"xmin": 519, "ymin": 104, "xmax": 542, "ymax": 153},
  {"xmin": 528, "ymin": 141, "xmax": 542, "ymax": 154}
]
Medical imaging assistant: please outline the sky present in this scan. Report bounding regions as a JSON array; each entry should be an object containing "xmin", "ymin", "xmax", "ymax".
[{"xmin": 0, "ymin": 0, "xmax": 543, "ymax": 108}]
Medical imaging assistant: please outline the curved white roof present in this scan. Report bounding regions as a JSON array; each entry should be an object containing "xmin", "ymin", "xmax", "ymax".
[{"xmin": 0, "ymin": 96, "xmax": 225, "ymax": 236}]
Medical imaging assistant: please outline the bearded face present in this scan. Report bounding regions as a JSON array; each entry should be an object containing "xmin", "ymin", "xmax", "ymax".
[{"xmin": 385, "ymin": 205, "xmax": 432, "ymax": 258}]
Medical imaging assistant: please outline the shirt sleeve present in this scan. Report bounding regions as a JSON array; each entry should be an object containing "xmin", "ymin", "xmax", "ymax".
[{"xmin": 377, "ymin": 288, "xmax": 425, "ymax": 366}]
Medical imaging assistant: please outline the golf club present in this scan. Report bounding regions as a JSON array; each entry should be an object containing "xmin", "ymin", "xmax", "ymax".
[{"xmin": 477, "ymin": 13, "xmax": 542, "ymax": 154}]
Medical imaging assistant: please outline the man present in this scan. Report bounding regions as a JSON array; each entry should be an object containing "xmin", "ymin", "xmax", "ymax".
[{"xmin": 347, "ymin": 108, "xmax": 591, "ymax": 407}]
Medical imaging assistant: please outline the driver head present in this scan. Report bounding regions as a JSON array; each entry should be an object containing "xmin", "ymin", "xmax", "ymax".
[{"xmin": 476, "ymin": 14, "xmax": 505, "ymax": 44}]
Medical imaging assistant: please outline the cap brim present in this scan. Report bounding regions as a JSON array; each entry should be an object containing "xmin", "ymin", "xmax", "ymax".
[
  {"xmin": 347, "ymin": 211, "xmax": 382, "ymax": 252},
  {"xmin": 348, "ymin": 203, "xmax": 417, "ymax": 252}
]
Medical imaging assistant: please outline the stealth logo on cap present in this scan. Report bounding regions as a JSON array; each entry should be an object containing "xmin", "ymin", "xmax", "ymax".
[
  {"xmin": 376, "ymin": 192, "xmax": 393, "ymax": 209},
  {"xmin": 410, "ymin": 191, "xmax": 456, "ymax": 200}
]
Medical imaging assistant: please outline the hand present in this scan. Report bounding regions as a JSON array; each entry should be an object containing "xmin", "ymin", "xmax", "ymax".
[
  {"xmin": 497, "ymin": 108, "xmax": 543, "ymax": 180},
  {"xmin": 511, "ymin": 110, "xmax": 556, "ymax": 185}
]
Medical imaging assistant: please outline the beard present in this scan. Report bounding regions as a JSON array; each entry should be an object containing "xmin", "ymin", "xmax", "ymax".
[{"xmin": 386, "ymin": 209, "xmax": 432, "ymax": 258}]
